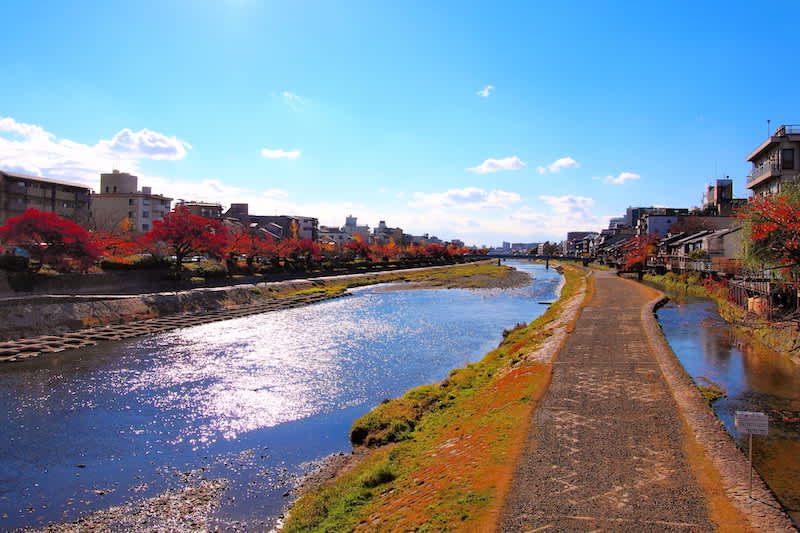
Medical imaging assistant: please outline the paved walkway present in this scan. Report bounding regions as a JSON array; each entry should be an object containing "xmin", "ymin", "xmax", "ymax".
[{"xmin": 501, "ymin": 272, "xmax": 725, "ymax": 532}]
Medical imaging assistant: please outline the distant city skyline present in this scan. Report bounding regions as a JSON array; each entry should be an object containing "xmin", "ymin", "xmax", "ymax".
[{"xmin": 1, "ymin": 1, "xmax": 798, "ymax": 246}]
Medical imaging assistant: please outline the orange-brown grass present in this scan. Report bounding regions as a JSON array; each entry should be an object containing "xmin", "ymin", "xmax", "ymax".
[{"xmin": 282, "ymin": 265, "xmax": 587, "ymax": 533}]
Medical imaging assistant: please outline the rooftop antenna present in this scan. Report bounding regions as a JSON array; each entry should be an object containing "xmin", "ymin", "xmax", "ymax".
[{"xmin": 767, "ymin": 119, "xmax": 771, "ymax": 137}]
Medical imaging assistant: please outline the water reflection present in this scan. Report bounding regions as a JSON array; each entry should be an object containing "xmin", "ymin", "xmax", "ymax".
[
  {"xmin": 656, "ymin": 293, "xmax": 800, "ymax": 522},
  {"xmin": 0, "ymin": 261, "xmax": 560, "ymax": 531}
]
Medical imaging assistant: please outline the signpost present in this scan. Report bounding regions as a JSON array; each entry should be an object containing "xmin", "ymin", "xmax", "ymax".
[{"xmin": 734, "ymin": 411, "xmax": 769, "ymax": 498}]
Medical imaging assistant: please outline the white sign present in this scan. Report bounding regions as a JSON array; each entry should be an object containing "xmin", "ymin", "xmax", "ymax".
[{"xmin": 735, "ymin": 411, "xmax": 769, "ymax": 436}]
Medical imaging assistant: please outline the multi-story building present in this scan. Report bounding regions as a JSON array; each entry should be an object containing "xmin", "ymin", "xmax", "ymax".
[
  {"xmin": 343, "ymin": 215, "xmax": 370, "ymax": 241},
  {"xmin": 563, "ymin": 231, "xmax": 597, "ymax": 257},
  {"xmin": 175, "ymin": 200, "xmax": 223, "ymax": 219},
  {"xmin": 0, "ymin": 170, "xmax": 92, "ymax": 225},
  {"xmin": 746, "ymin": 124, "xmax": 800, "ymax": 197},
  {"xmin": 319, "ymin": 225, "xmax": 351, "ymax": 245},
  {"xmin": 636, "ymin": 208, "xmax": 689, "ymax": 237},
  {"xmin": 701, "ymin": 178, "xmax": 745, "ymax": 216},
  {"xmin": 373, "ymin": 220, "xmax": 404, "ymax": 245},
  {"xmin": 91, "ymin": 170, "xmax": 172, "ymax": 233}
]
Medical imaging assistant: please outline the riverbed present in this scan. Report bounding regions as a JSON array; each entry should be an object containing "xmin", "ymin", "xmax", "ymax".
[
  {"xmin": 0, "ymin": 261, "xmax": 560, "ymax": 532},
  {"xmin": 655, "ymin": 292, "xmax": 800, "ymax": 525}
]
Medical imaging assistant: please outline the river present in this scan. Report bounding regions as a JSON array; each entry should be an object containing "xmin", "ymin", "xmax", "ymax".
[
  {"xmin": 655, "ymin": 291, "xmax": 800, "ymax": 525},
  {"xmin": 0, "ymin": 261, "xmax": 561, "ymax": 531}
]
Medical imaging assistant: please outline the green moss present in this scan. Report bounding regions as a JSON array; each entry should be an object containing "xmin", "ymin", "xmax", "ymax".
[{"xmin": 697, "ymin": 385, "xmax": 726, "ymax": 405}]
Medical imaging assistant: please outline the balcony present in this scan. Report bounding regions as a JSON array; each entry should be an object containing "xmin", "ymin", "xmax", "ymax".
[
  {"xmin": 747, "ymin": 161, "xmax": 780, "ymax": 185},
  {"xmin": 775, "ymin": 124, "xmax": 800, "ymax": 136}
]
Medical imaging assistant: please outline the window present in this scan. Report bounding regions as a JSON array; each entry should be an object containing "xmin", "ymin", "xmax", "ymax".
[
  {"xmin": 105, "ymin": 186, "xmax": 109, "ymax": 193},
  {"xmin": 128, "ymin": 211, "xmax": 133, "ymax": 218},
  {"xmin": 143, "ymin": 199, "xmax": 150, "ymax": 206},
  {"xmin": 113, "ymin": 186, "xmax": 117, "ymax": 193},
  {"xmin": 782, "ymin": 148, "xmax": 795, "ymax": 170},
  {"xmin": 129, "ymin": 198, "xmax": 134, "ymax": 205},
  {"xmin": 142, "ymin": 211, "xmax": 149, "ymax": 218},
  {"xmin": 142, "ymin": 223, "xmax": 149, "ymax": 231}
]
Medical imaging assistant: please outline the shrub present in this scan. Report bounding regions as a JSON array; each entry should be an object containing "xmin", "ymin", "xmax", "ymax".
[{"xmin": 0, "ymin": 253, "xmax": 29, "ymax": 272}]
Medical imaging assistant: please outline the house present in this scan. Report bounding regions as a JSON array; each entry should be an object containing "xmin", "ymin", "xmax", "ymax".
[
  {"xmin": 0, "ymin": 170, "xmax": 92, "ymax": 225},
  {"xmin": 91, "ymin": 170, "xmax": 172, "ymax": 233},
  {"xmin": 746, "ymin": 124, "xmax": 800, "ymax": 197},
  {"xmin": 660, "ymin": 227, "xmax": 742, "ymax": 275},
  {"xmin": 221, "ymin": 203, "xmax": 318, "ymax": 241}
]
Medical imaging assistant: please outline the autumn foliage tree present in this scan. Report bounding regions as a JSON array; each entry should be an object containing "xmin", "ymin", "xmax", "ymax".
[
  {"xmin": 621, "ymin": 234, "xmax": 659, "ymax": 271},
  {"xmin": 739, "ymin": 186, "xmax": 800, "ymax": 278},
  {"xmin": 0, "ymin": 208, "xmax": 101, "ymax": 272},
  {"xmin": 90, "ymin": 217, "xmax": 145, "ymax": 265},
  {"xmin": 144, "ymin": 206, "xmax": 226, "ymax": 275}
]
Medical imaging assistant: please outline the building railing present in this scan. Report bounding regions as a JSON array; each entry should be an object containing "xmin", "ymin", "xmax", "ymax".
[
  {"xmin": 776, "ymin": 124, "xmax": 800, "ymax": 136},
  {"xmin": 747, "ymin": 161, "xmax": 780, "ymax": 184}
]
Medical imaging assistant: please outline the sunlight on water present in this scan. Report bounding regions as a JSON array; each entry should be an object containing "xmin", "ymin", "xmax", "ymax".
[{"xmin": 0, "ymin": 261, "xmax": 561, "ymax": 530}]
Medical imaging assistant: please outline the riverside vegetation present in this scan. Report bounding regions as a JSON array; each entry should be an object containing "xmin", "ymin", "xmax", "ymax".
[{"xmin": 281, "ymin": 265, "xmax": 587, "ymax": 532}]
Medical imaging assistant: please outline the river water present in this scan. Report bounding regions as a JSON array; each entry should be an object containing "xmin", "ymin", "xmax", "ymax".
[
  {"xmin": 0, "ymin": 261, "xmax": 561, "ymax": 531},
  {"xmin": 655, "ymin": 292, "xmax": 800, "ymax": 524}
]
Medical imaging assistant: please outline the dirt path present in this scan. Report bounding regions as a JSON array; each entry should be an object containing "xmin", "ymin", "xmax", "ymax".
[{"xmin": 500, "ymin": 271, "xmax": 794, "ymax": 532}]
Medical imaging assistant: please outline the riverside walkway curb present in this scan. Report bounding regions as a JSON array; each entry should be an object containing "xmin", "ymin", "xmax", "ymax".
[
  {"xmin": 637, "ymin": 280, "xmax": 795, "ymax": 532},
  {"xmin": 500, "ymin": 271, "xmax": 794, "ymax": 532}
]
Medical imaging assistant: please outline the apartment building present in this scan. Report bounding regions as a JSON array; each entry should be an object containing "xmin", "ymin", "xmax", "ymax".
[
  {"xmin": 91, "ymin": 170, "xmax": 172, "ymax": 233},
  {"xmin": 175, "ymin": 200, "xmax": 223, "ymax": 219},
  {"xmin": 746, "ymin": 124, "xmax": 800, "ymax": 197},
  {"xmin": 0, "ymin": 170, "xmax": 91, "ymax": 225}
]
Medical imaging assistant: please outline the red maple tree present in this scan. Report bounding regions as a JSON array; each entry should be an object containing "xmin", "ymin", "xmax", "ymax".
[
  {"xmin": 144, "ymin": 206, "xmax": 226, "ymax": 274},
  {"xmin": 621, "ymin": 234, "xmax": 659, "ymax": 271},
  {"xmin": 739, "ymin": 191, "xmax": 800, "ymax": 275},
  {"xmin": 90, "ymin": 218, "xmax": 144, "ymax": 264},
  {"xmin": 0, "ymin": 208, "xmax": 101, "ymax": 272}
]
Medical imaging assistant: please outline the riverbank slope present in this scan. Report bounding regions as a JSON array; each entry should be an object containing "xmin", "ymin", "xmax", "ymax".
[{"xmin": 281, "ymin": 264, "xmax": 587, "ymax": 532}]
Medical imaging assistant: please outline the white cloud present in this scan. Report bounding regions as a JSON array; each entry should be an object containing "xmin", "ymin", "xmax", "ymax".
[
  {"xmin": 260, "ymin": 148, "xmax": 301, "ymax": 159},
  {"xmin": 0, "ymin": 116, "xmax": 191, "ymax": 188},
  {"xmin": 539, "ymin": 194, "xmax": 596, "ymax": 216},
  {"xmin": 599, "ymin": 171, "xmax": 640, "ymax": 185},
  {"xmin": 536, "ymin": 157, "xmax": 579, "ymax": 174},
  {"xmin": 282, "ymin": 91, "xmax": 304, "ymax": 103},
  {"xmin": 467, "ymin": 156, "xmax": 526, "ymax": 174},
  {"xmin": 96, "ymin": 128, "xmax": 191, "ymax": 160},
  {"xmin": 477, "ymin": 85, "xmax": 494, "ymax": 98},
  {"xmin": 411, "ymin": 187, "xmax": 521, "ymax": 210},
  {"xmin": 281, "ymin": 91, "xmax": 306, "ymax": 111}
]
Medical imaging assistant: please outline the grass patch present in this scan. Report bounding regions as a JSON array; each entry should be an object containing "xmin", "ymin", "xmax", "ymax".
[
  {"xmin": 276, "ymin": 262, "xmax": 522, "ymax": 299},
  {"xmin": 282, "ymin": 264, "xmax": 588, "ymax": 532},
  {"xmin": 697, "ymin": 385, "xmax": 726, "ymax": 405}
]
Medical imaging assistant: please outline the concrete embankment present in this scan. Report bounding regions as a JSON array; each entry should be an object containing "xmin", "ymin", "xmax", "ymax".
[
  {"xmin": 501, "ymin": 271, "xmax": 794, "ymax": 532},
  {"xmin": 0, "ymin": 262, "xmax": 517, "ymax": 363}
]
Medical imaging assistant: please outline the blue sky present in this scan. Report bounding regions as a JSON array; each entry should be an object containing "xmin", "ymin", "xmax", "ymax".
[{"xmin": 1, "ymin": 1, "xmax": 797, "ymax": 246}]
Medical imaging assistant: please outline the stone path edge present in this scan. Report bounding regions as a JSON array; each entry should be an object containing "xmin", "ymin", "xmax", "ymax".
[{"xmin": 632, "ymin": 278, "xmax": 796, "ymax": 532}]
